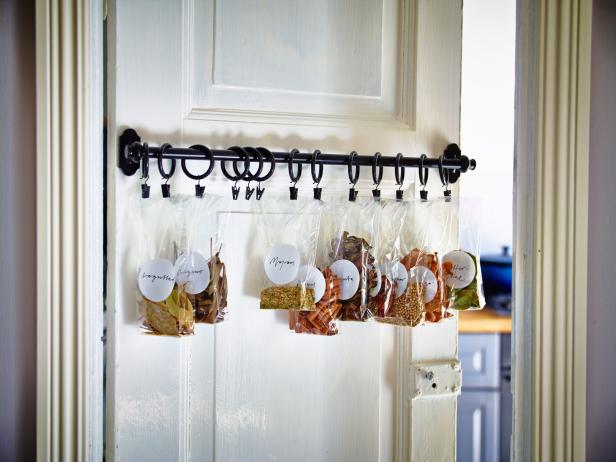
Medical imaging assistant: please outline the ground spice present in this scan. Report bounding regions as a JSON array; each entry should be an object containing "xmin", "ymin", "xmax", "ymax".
[
  {"xmin": 188, "ymin": 251, "xmax": 228, "ymax": 323},
  {"xmin": 260, "ymin": 286, "xmax": 316, "ymax": 310},
  {"xmin": 330, "ymin": 231, "xmax": 377, "ymax": 321},
  {"xmin": 292, "ymin": 267, "xmax": 342, "ymax": 335},
  {"xmin": 140, "ymin": 286, "xmax": 195, "ymax": 336}
]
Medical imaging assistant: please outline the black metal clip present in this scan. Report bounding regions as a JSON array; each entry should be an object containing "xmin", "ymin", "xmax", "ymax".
[
  {"xmin": 231, "ymin": 181, "xmax": 241, "ymax": 200},
  {"xmin": 347, "ymin": 151, "xmax": 360, "ymax": 201},
  {"xmin": 140, "ymin": 142, "xmax": 150, "ymax": 198},
  {"xmin": 253, "ymin": 147, "xmax": 275, "ymax": 200},
  {"xmin": 245, "ymin": 181, "xmax": 255, "ymax": 200},
  {"xmin": 311, "ymin": 149, "xmax": 323, "ymax": 200},
  {"xmin": 158, "ymin": 143, "xmax": 175, "ymax": 198},
  {"xmin": 395, "ymin": 153, "xmax": 405, "ymax": 201},
  {"xmin": 438, "ymin": 155, "xmax": 451, "ymax": 200},
  {"xmin": 181, "ymin": 144, "xmax": 214, "ymax": 197},
  {"xmin": 419, "ymin": 154, "xmax": 429, "ymax": 201},
  {"xmin": 288, "ymin": 148, "xmax": 302, "ymax": 200},
  {"xmin": 372, "ymin": 152, "xmax": 383, "ymax": 200}
]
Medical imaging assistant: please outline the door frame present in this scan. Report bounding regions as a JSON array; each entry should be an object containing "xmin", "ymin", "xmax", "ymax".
[
  {"xmin": 35, "ymin": 0, "xmax": 105, "ymax": 460},
  {"xmin": 34, "ymin": 0, "xmax": 593, "ymax": 460},
  {"xmin": 513, "ymin": 0, "xmax": 591, "ymax": 460}
]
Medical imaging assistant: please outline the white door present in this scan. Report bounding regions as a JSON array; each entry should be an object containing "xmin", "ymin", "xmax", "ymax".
[{"xmin": 106, "ymin": 1, "xmax": 463, "ymax": 461}]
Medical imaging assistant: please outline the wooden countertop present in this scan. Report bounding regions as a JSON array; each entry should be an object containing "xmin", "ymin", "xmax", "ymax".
[{"xmin": 457, "ymin": 307, "xmax": 511, "ymax": 333}]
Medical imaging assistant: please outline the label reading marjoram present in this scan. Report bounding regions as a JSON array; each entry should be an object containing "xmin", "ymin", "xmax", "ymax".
[
  {"xmin": 392, "ymin": 262, "xmax": 409, "ymax": 298},
  {"xmin": 264, "ymin": 244, "xmax": 300, "ymax": 285},
  {"xmin": 138, "ymin": 258, "xmax": 176, "ymax": 302}
]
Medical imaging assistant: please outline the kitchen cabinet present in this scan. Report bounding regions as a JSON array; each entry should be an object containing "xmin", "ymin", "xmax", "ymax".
[{"xmin": 458, "ymin": 332, "xmax": 511, "ymax": 462}]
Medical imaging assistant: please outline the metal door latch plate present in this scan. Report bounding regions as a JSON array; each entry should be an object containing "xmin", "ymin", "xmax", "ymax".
[{"xmin": 411, "ymin": 360, "xmax": 462, "ymax": 400}]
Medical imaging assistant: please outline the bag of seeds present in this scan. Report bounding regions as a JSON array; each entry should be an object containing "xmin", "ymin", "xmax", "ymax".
[
  {"xmin": 442, "ymin": 198, "xmax": 486, "ymax": 311},
  {"xmin": 321, "ymin": 197, "xmax": 382, "ymax": 322},
  {"xmin": 258, "ymin": 197, "xmax": 322, "ymax": 311},
  {"xmin": 380, "ymin": 199, "xmax": 444, "ymax": 326},
  {"xmin": 289, "ymin": 199, "xmax": 343, "ymax": 335},
  {"xmin": 135, "ymin": 196, "xmax": 195, "ymax": 336},
  {"xmin": 372, "ymin": 200, "xmax": 407, "ymax": 321},
  {"xmin": 176, "ymin": 195, "xmax": 230, "ymax": 324}
]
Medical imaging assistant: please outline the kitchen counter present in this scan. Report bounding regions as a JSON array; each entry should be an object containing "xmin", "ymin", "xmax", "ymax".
[{"xmin": 458, "ymin": 308, "xmax": 511, "ymax": 333}]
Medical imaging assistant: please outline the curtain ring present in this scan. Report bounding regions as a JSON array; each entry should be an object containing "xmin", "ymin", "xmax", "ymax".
[
  {"xmin": 419, "ymin": 154, "xmax": 429, "ymax": 187},
  {"xmin": 311, "ymin": 149, "xmax": 323, "ymax": 185},
  {"xmin": 140, "ymin": 142, "xmax": 149, "ymax": 180},
  {"xmin": 237, "ymin": 147, "xmax": 264, "ymax": 181},
  {"xmin": 221, "ymin": 146, "xmax": 249, "ymax": 181},
  {"xmin": 181, "ymin": 144, "xmax": 215, "ymax": 180},
  {"xmin": 157, "ymin": 143, "xmax": 176, "ymax": 180},
  {"xmin": 394, "ymin": 153, "xmax": 405, "ymax": 187},
  {"xmin": 372, "ymin": 152, "xmax": 383, "ymax": 186},
  {"xmin": 253, "ymin": 147, "xmax": 276, "ymax": 182},
  {"xmin": 438, "ymin": 155, "xmax": 450, "ymax": 187},
  {"xmin": 288, "ymin": 148, "xmax": 302, "ymax": 183},
  {"xmin": 347, "ymin": 151, "xmax": 360, "ymax": 185}
]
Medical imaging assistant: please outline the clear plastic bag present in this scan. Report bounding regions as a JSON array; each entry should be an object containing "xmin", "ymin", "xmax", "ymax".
[
  {"xmin": 135, "ymin": 196, "xmax": 195, "ymax": 336},
  {"xmin": 258, "ymin": 196, "xmax": 322, "ymax": 310},
  {"xmin": 176, "ymin": 195, "xmax": 230, "ymax": 324},
  {"xmin": 321, "ymin": 198, "xmax": 382, "ymax": 321},
  {"xmin": 372, "ymin": 200, "xmax": 407, "ymax": 321},
  {"xmin": 289, "ymin": 198, "xmax": 343, "ymax": 335},
  {"xmin": 442, "ymin": 198, "xmax": 486, "ymax": 311}
]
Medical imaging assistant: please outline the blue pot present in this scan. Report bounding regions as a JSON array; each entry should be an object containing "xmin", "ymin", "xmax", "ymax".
[{"xmin": 480, "ymin": 246, "xmax": 512, "ymax": 310}]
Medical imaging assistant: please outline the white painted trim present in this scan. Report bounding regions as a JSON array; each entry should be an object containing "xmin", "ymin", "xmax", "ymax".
[
  {"xmin": 513, "ymin": 0, "xmax": 591, "ymax": 460},
  {"xmin": 183, "ymin": 0, "xmax": 417, "ymax": 129},
  {"xmin": 36, "ymin": 0, "xmax": 105, "ymax": 460}
]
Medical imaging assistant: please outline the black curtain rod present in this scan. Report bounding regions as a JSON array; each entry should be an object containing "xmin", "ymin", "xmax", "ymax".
[{"xmin": 118, "ymin": 128, "xmax": 476, "ymax": 184}]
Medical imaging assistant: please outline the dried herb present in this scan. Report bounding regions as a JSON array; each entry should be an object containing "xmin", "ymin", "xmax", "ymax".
[
  {"xmin": 330, "ymin": 231, "xmax": 377, "ymax": 321},
  {"xmin": 260, "ymin": 286, "xmax": 315, "ymax": 310},
  {"xmin": 443, "ymin": 251, "xmax": 484, "ymax": 310},
  {"xmin": 291, "ymin": 267, "xmax": 342, "ymax": 335},
  {"xmin": 188, "ymin": 251, "xmax": 228, "ymax": 323},
  {"xmin": 140, "ymin": 286, "xmax": 195, "ymax": 336}
]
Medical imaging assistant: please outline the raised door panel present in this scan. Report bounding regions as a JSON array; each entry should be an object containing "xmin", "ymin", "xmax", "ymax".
[{"xmin": 108, "ymin": 1, "xmax": 463, "ymax": 461}]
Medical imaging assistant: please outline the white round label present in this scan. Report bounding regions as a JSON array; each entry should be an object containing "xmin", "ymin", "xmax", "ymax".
[
  {"xmin": 138, "ymin": 258, "xmax": 176, "ymax": 302},
  {"xmin": 392, "ymin": 262, "xmax": 409, "ymax": 298},
  {"xmin": 175, "ymin": 251, "xmax": 210, "ymax": 295},
  {"xmin": 369, "ymin": 264, "xmax": 382, "ymax": 297},
  {"xmin": 264, "ymin": 244, "xmax": 300, "ymax": 285},
  {"xmin": 330, "ymin": 259, "xmax": 360, "ymax": 300},
  {"xmin": 295, "ymin": 265, "xmax": 326, "ymax": 303},
  {"xmin": 442, "ymin": 250, "xmax": 476, "ymax": 289},
  {"xmin": 409, "ymin": 265, "xmax": 437, "ymax": 303}
]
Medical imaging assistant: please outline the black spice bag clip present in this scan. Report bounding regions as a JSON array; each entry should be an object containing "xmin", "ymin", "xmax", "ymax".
[
  {"xmin": 372, "ymin": 152, "xmax": 383, "ymax": 200},
  {"xmin": 288, "ymin": 148, "xmax": 301, "ymax": 200},
  {"xmin": 158, "ymin": 143, "xmax": 175, "ymax": 198},
  {"xmin": 140, "ymin": 142, "xmax": 150, "ymax": 198},
  {"xmin": 395, "ymin": 153, "xmax": 405, "ymax": 201},
  {"xmin": 419, "ymin": 154, "xmax": 429, "ymax": 201},
  {"xmin": 347, "ymin": 151, "xmax": 359, "ymax": 202},
  {"xmin": 311, "ymin": 149, "xmax": 323, "ymax": 200},
  {"xmin": 180, "ymin": 144, "xmax": 215, "ymax": 198}
]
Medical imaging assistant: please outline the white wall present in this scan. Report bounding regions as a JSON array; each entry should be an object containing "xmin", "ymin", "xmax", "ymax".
[
  {"xmin": 586, "ymin": 0, "xmax": 616, "ymax": 458},
  {"xmin": 460, "ymin": 0, "xmax": 516, "ymax": 256},
  {"xmin": 0, "ymin": 0, "xmax": 37, "ymax": 460}
]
